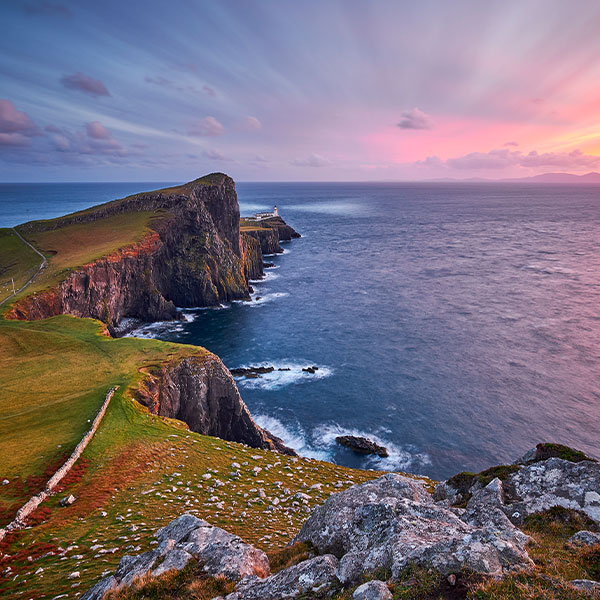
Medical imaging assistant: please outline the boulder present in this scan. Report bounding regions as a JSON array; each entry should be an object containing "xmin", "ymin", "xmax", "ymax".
[
  {"xmin": 569, "ymin": 579, "xmax": 600, "ymax": 594},
  {"xmin": 568, "ymin": 530, "xmax": 600, "ymax": 547},
  {"xmin": 81, "ymin": 514, "xmax": 270, "ymax": 598},
  {"xmin": 60, "ymin": 494, "xmax": 76, "ymax": 507},
  {"xmin": 182, "ymin": 521, "xmax": 270, "ymax": 580},
  {"xmin": 295, "ymin": 473, "xmax": 532, "ymax": 581},
  {"xmin": 336, "ymin": 435, "xmax": 389, "ymax": 457},
  {"xmin": 352, "ymin": 580, "xmax": 393, "ymax": 600},
  {"xmin": 80, "ymin": 575, "xmax": 118, "ymax": 600},
  {"xmin": 502, "ymin": 458, "xmax": 600, "ymax": 524},
  {"xmin": 225, "ymin": 555, "xmax": 339, "ymax": 600}
]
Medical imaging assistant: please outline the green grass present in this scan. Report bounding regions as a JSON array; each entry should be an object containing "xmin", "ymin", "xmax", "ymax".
[{"xmin": 0, "ymin": 229, "xmax": 41, "ymax": 303}]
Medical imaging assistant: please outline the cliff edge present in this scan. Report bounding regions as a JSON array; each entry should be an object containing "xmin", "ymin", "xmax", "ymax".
[{"xmin": 7, "ymin": 174, "xmax": 287, "ymax": 327}]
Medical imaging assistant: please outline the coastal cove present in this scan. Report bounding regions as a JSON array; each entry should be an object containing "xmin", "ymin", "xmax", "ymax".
[{"xmin": 3, "ymin": 181, "xmax": 600, "ymax": 479}]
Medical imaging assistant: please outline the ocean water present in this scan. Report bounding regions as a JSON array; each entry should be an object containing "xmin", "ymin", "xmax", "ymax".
[{"xmin": 3, "ymin": 181, "xmax": 600, "ymax": 479}]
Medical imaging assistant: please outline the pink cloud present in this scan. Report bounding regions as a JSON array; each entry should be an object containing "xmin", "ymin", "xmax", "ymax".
[
  {"xmin": 242, "ymin": 116, "xmax": 262, "ymax": 131},
  {"xmin": 428, "ymin": 148, "xmax": 600, "ymax": 171},
  {"xmin": 60, "ymin": 72, "xmax": 110, "ymax": 97},
  {"xmin": 0, "ymin": 99, "xmax": 38, "ymax": 134},
  {"xmin": 189, "ymin": 116, "xmax": 224, "ymax": 137},
  {"xmin": 86, "ymin": 121, "xmax": 110, "ymax": 140}
]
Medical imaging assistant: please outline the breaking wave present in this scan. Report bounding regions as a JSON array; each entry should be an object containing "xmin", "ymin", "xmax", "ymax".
[{"xmin": 232, "ymin": 361, "xmax": 333, "ymax": 390}]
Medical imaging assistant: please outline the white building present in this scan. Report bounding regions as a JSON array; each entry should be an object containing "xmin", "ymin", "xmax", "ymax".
[{"xmin": 248, "ymin": 206, "xmax": 279, "ymax": 220}]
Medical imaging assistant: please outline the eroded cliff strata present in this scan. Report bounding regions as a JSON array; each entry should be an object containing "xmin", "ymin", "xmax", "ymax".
[
  {"xmin": 134, "ymin": 353, "xmax": 295, "ymax": 455},
  {"xmin": 8, "ymin": 174, "xmax": 298, "ymax": 327}
]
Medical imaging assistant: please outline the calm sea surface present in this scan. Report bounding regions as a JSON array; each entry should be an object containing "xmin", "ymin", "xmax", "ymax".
[{"xmin": 2, "ymin": 181, "xmax": 600, "ymax": 479}]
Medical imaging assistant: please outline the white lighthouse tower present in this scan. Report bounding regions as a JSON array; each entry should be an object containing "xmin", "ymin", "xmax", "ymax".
[{"xmin": 273, "ymin": 205, "xmax": 279, "ymax": 217}]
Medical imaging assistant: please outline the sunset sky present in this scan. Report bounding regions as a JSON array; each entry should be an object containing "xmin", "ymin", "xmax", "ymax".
[{"xmin": 1, "ymin": 0, "xmax": 599, "ymax": 181}]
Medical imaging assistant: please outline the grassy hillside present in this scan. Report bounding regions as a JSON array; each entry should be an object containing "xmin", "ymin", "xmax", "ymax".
[
  {"xmin": 0, "ymin": 229, "xmax": 42, "ymax": 303},
  {"xmin": 0, "ymin": 316, "xmax": 387, "ymax": 600}
]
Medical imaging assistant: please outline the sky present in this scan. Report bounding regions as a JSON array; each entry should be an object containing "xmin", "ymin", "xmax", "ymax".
[{"xmin": 1, "ymin": 0, "xmax": 600, "ymax": 182}]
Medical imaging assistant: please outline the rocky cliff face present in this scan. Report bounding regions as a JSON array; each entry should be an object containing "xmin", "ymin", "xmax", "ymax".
[
  {"xmin": 9, "ymin": 175, "xmax": 273, "ymax": 325},
  {"xmin": 134, "ymin": 353, "xmax": 295, "ymax": 455}
]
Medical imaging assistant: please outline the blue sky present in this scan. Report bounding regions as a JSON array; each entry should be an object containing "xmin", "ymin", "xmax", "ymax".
[{"xmin": 1, "ymin": 0, "xmax": 600, "ymax": 181}]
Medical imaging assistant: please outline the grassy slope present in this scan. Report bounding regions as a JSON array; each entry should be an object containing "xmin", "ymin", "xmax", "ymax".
[
  {"xmin": 3, "ymin": 211, "xmax": 163, "ymax": 315},
  {"xmin": 0, "ymin": 317, "xmax": 387, "ymax": 600},
  {"xmin": 0, "ymin": 229, "xmax": 41, "ymax": 303}
]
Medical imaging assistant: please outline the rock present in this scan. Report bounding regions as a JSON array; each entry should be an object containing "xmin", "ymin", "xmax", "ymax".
[
  {"xmin": 60, "ymin": 494, "xmax": 76, "ymax": 507},
  {"xmin": 336, "ymin": 435, "xmax": 389, "ymax": 457},
  {"xmin": 501, "ymin": 458, "xmax": 600, "ymax": 524},
  {"xmin": 352, "ymin": 580, "xmax": 392, "ymax": 600},
  {"xmin": 80, "ymin": 576, "xmax": 118, "ymax": 600},
  {"xmin": 183, "ymin": 521, "xmax": 270, "ymax": 580},
  {"xmin": 229, "ymin": 366, "xmax": 275, "ymax": 378},
  {"xmin": 516, "ymin": 443, "xmax": 597, "ymax": 466},
  {"xmin": 152, "ymin": 548, "xmax": 193, "ymax": 577},
  {"xmin": 225, "ymin": 555, "xmax": 339, "ymax": 600},
  {"xmin": 568, "ymin": 530, "xmax": 600, "ymax": 547},
  {"xmin": 569, "ymin": 579, "xmax": 600, "ymax": 593},
  {"xmin": 156, "ymin": 514, "xmax": 207, "ymax": 544},
  {"xmin": 1, "ymin": 479, "xmax": 8, "ymax": 485},
  {"xmin": 115, "ymin": 550, "xmax": 159, "ymax": 586},
  {"xmin": 295, "ymin": 473, "xmax": 532, "ymax": 582},
  {"xmin": 81, "ymin": 514, "xmax": 270, "ymax": 598}
]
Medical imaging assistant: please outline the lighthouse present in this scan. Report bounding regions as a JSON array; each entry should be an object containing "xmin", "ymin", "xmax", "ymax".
[{"xmin": 273, "ymin": 205, "xmax": 279, "ymax": 217}]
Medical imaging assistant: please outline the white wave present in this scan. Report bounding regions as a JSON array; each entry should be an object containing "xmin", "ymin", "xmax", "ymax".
[
  {"xmin": 253, "ymin": 415, "xmax": 329, "ymax": 460},
  {"xmin": 233, "ymin": 361, "xmax": 333, "ymax": 390},
  {"xmin": 125, "ymin": 320, "xmax": 185, "ymax": 339},
  {"xmin": 175, "ymin": 303, "xmax": 228, "ymax": 310},
  {"xmin": 247, "ymin": 291, "xmax": 289, "ymax": 306},
  {"xmin": 311, "ymin": 423, "xmax": 431, "ymax": 472},
  {"xmin": 263, "ymin": 264, "xmax": 280, "ymax": 270},
  {"xmin": 250, "ymin": 271, "xmax": 279, "ymax": 284},
  {"xmin": 181, "ymin": 312, "xmax": 197, "ymax": 323}
]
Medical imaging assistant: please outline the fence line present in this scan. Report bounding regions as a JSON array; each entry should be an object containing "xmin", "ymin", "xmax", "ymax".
[{"xmin": 0, "ymin": 387, "xmax": 118, "ymax": 541}]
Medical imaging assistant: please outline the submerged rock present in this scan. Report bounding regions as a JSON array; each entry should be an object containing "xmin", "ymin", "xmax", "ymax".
[{"xmin": 336, "ymin": 435, "xmax": 389, "ymax": 457}]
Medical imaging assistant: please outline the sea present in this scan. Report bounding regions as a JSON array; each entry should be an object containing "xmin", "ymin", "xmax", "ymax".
[{"xmin": 2, "ymin": 181, "xmax": 600, "ymax": 480}]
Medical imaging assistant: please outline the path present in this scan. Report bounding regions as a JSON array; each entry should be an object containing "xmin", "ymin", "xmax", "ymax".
[{"xmin": 0, "ymin": 227, "xmax": 47, "ymax": 307}]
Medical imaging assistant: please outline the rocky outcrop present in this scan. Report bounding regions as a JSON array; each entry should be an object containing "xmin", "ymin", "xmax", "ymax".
[
  {"xmin": 80, "ymin": 450, "xmax": 600, "ymax": 600},
  {"xmin": 435, "ymin": 455, "xmax": 600, "ymax": 525},
  {"xmin": 81, "ymin": 514, "xmax": 270, "ymax": 600},
  {"xmin": 295, "ymin": 473, "xmax": 533, "ymax": 581},
  {"xmin": 134, "ymin": 353, "xmax": 295, "ymax": 455},
  {"xmin": 9, "ymin": 175, "xmax": 298, "ymax": 326},
  {"xmin": 242, "ymin": 216, "xmax": 301, "ymax": 256}
]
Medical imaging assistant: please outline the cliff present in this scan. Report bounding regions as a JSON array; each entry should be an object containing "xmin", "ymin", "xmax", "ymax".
[
  {"xmin": 134, "ymin": 353, "xmax": 295, "ymax": 455},
  {"xmin": 240, "ymin": 216, "xmax": 301, "ymax": 256},
  {"xmin": 7, "ymin": 174, "xmax": 277, "ymax": 326}
]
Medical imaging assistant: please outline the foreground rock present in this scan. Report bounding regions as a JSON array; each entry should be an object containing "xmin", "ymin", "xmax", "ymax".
[
  {"xmin": 352, "ymin": 580, "xmax": 392, "ymax": 600},
  {"xmin": 435, "ymin": 454, "xmax": 600, "ymax": 525},
  {"xmin": 336, "ymin": 435, "xmax": 389, "ymax": 457},
  {"xmin": 225, "ymin": 555, "xmax": 339, "ymax": 600},
  {"xmin": 81, "ymin": 515, "xmax": 269, "ymax": 600},
  {"xmin": 295, "ymin": 473, "xmax": 532, "ymax": 581}
]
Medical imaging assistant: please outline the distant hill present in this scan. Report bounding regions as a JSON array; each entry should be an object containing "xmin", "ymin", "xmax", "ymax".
[{"xmin": 503, "ymin": 171, "xmax": 600, "ymax": 183}]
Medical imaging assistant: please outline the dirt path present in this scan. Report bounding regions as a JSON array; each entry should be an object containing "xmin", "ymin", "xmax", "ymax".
[{"xmin": 0, "ymin": 228, "xmax": 47, "ymax": 307}]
